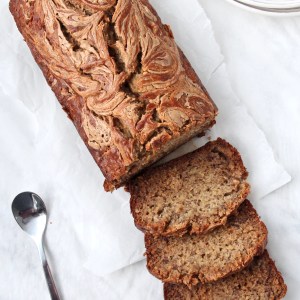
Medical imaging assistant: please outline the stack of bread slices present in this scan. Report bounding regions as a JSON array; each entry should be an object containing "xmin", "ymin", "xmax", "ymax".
[{"xmin": 126, "ymin": 138, "xmax": 287, "ymax": 299}]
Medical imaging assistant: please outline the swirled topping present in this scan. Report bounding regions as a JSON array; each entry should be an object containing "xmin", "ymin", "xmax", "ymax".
[
  {"xmin": 65, "ymin": 0, "xmax": 116, "ymax": 13},
  {"xmin": 20, "ymin": 0, "xmax": 216, "ymax": 176}
]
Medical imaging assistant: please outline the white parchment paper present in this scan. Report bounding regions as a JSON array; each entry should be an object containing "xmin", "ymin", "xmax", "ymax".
[{"xmin": 0, "ymin": 0, "xmax": 291, "ymax": 299}]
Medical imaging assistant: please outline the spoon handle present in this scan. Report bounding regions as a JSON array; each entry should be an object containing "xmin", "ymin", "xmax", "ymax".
[{"xmin": 36, "ymin": 242, "xmax": 61, "ymax": 300}]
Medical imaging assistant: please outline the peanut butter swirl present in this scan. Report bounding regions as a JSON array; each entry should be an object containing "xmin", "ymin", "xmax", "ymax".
[{"xmin": 11, "ymin": 0, "xmax": 217, "ymax": 187}]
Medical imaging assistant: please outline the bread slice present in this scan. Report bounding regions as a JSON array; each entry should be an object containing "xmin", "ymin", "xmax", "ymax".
[
  {"xmin": 164, "ymin": 251, "xmax": 287, "ymax": 300},
  {"xmin": 127, "ymin": 138, "xmax": 250, "ymax": 237},
  {"xmin": 145, "ymin": 200, "xmax": 267, "ymax": 286}
]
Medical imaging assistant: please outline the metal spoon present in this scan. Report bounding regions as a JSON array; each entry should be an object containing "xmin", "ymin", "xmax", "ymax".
[{"xmin": 12, "ymin": 192, "xmax": 61, "ymax": 300}]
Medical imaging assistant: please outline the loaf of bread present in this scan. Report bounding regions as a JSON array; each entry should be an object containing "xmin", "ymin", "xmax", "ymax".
[
  {"xmin": 164, "ymin": 251, "xmax": 287, "ymax": 300},
  {"xmin": 10, "ymin": 0, "xmax": 217, "ymax": 190},
  {"xmin": 127, "ymin": 138, "xmax": 250, "ymax": 237},
  {"xmin": 145, "ymin": 200, "xmax": 268, "ymax": 286}
]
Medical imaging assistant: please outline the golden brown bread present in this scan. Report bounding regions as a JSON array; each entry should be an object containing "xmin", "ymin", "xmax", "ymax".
[
  {"xmin": 127, "ymin": 138, "xmax": 250, "ymax": 237},
  {"xmin": 145, "ymin": 200, "xmax": 268, "ymax": 286},
  {"xmin": 9, "ymin": 0, "xmax": 217, "ymax": 190},
  {"xmin": 164, "ymin": 251, "xmax": 287, "ymax": 300}
]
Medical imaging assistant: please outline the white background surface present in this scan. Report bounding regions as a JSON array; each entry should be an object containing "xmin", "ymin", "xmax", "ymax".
[
  {"xmin": 200, "ymin": 0, "xmax": 300, "ymax": 298},
  {"xmin": 0, "ymin": 0, "xmax": 299, "ymax": 299}
]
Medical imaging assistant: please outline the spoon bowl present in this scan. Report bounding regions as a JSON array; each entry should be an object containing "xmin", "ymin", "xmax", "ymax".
[{"xmin": 12, "ymin": 192, "xmax": 47, "ymax": 240}]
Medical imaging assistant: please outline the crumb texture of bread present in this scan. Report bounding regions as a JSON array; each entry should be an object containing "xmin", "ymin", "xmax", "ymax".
[
  {"xmin": 164, "ymin": 251, "xmax": 287, "ymax": 300},
  {"xmin": 9, "ymin": 0, "xmax": 217, "ymax": 190},
  {"xmin": 128, "ymin": 138, "xmax": 250, "ymax": 237},
  {"xmin": 145, "ymin": 200, "xmax": 268, "ymax": 286}
]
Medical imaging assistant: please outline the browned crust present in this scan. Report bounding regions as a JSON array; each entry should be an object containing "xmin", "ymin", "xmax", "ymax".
[
  {"xmin": 264, "ymin": 252, "xmax": 288, "ymax": 300},
  {"xmin": 163, "ymin": 251, "xmax": 287, "ymax": 300},
  {"xmin": 177, "ymin": 47, "xmax": 218, "ymax": 114},
  {"xmin": 145, "ymin": 200, "xmax": 268, "ymax": 286},
  {"xmin": 127, "ymin": 138, "xmax": 250, "ymax": 237},
  {"xmin": 9, "ymin": 0, "xmax": 217, "ymax": 191}
]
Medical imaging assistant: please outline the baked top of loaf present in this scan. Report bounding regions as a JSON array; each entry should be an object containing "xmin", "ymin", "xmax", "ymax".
[
  {"xmin": 164, "ymin": 251, "xmax": 287, "ymax": 300},
  {"xmin": 145, "ymin": 200, "xmax": 268, "ymax": 286},
  {"xmin": 10, "ymin": 0, "xmax": 217, "ymax": 190},
  {"xmin": 127, "ymin": 138, "xmax": 250, "ymax": 237}
]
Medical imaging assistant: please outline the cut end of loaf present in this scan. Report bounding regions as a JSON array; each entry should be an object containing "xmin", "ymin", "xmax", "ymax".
[
  {"xmin": 104, "ymin": 120, "xmax": 216, "ymax": 191},
  {"xmin": 164, "ymin": 251, "xmax": 287, "ymax": 300},
  {"xmin": 128, "ymin": 138, "xmax": 250, "ymax": 236},
  {"xmin": 145, "ymin": 200, "xmax": 268, "ymax": 286}
]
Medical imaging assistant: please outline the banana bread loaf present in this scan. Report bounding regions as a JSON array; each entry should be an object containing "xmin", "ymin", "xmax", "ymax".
[
  {"xmin": 127, "ymin": 138, "xmax": 250, "ymax": 237},
  {"xmin": 10, "ymin": 0, "xmax": 217, "ymax": 191},
  {"xmin": 164, "ymin": 251, "xmax": 287, "ymax": 300},
  {"xmin": 145, "ymin": 200, "xmax": 268, "ymax": 286}
]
